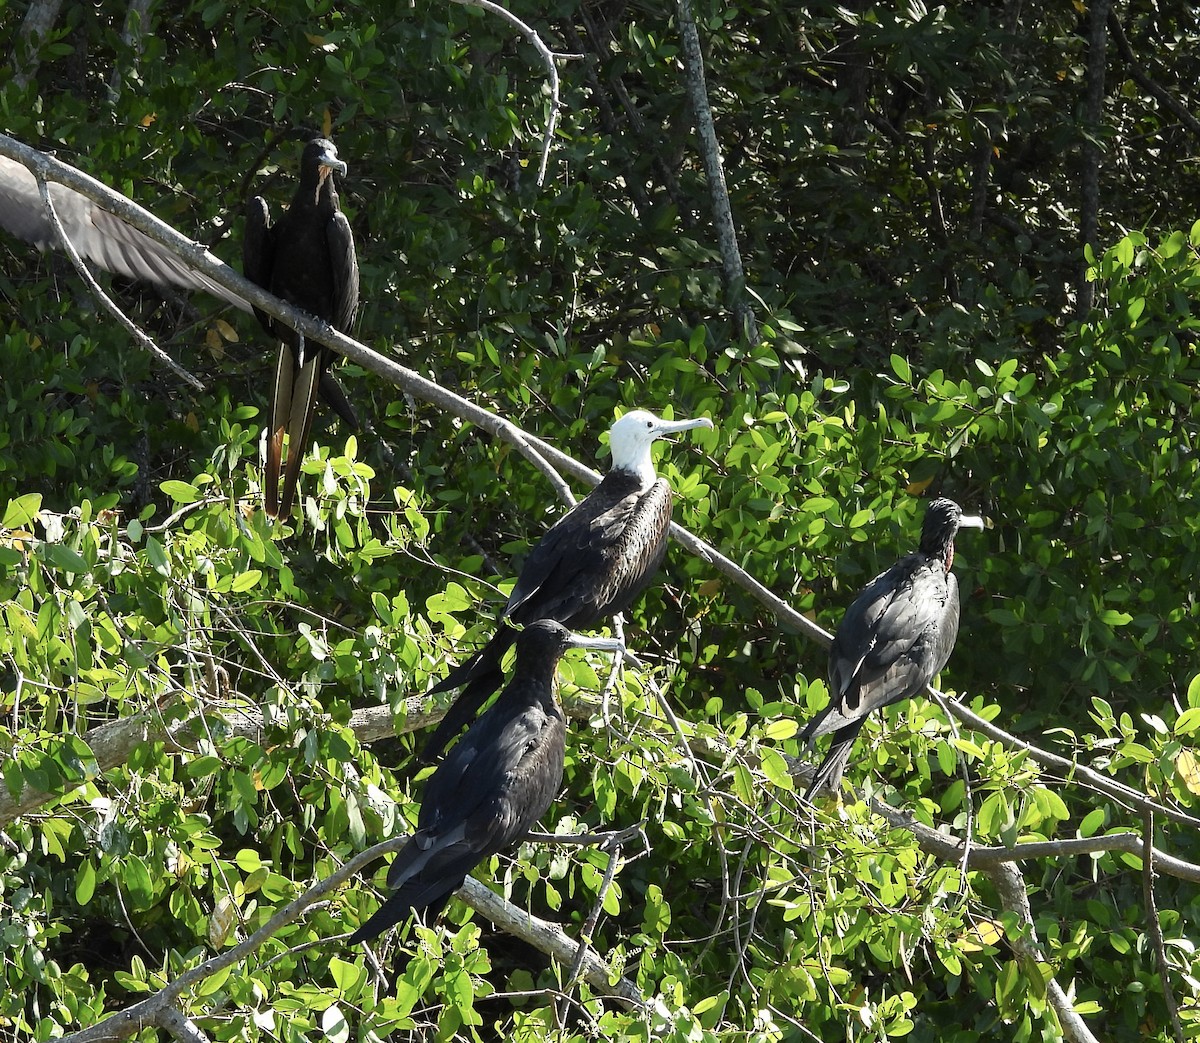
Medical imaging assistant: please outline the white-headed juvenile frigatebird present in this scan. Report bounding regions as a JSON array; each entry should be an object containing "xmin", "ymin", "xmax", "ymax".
[
  {"xmin": 801, "ymin": 497, "xmax": 984, "ymax": 799},
  {"xmin": 420, "ymin": 408, "xmax": 714, "ymax": 764},
  {"xmin": 349, "ymin": 619, "xmax": 624, "ymax": 943},
  {"xmin": 243, "ymin": 137, "xmax": 359, "ymax": 518}
]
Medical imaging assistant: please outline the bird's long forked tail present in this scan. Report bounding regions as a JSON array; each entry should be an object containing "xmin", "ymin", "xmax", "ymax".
[
  {"xmin": 264, "ymin": 342, "xmax": 292, "ymax": 518},
  {"xmin": 420, "ymin": 622, "xmax": 519, "ymax": 763},
  {"xmin": 801, "ymin": 720, "xmax": 866, "ymax": 801},
  {"xmin": 348, "ymin": 824, "xmax": 476, "ymax": 943},
  {"xmin": 265, "ymin": 340, "xmax": 323, "ymax": 518},
  {"xmin": 346, "ymin": 872, "xmax": 461, "ymax": 944}
]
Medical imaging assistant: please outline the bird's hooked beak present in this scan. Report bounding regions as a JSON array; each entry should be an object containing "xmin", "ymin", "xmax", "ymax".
[
  {"xmin": 651, "ymin": 415, "xmax": 714, "ymax": 442},
  {"xmin": 564, "ymin": 633, "xmax": 627, "ymax": 654},
  {"xmin": 958, "ymin": 513, "xmax": 988, "ymax": 530},
  {"xmin": 314, "ymin": 148, "xmax": 347, "ymax": 200}
]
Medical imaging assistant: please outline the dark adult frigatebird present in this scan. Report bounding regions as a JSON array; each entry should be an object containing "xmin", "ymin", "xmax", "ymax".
[
  {"xmin": 420, "ymin": 408, "xmax": 714, "ymax": 764},
  {"xmin": 243, "ymin": 137, "xmax": 360, "ymax": 518},
  {"xmin": 0, "ymin": 152, "xmax": 248, "ymax": 310},
  {"xmin": 800, "ymin": 497, "xmax": 985, "ymax": 800},
  {"xmin": 349, "ymin": 620, "xmax": 623, "ymax": 943}
]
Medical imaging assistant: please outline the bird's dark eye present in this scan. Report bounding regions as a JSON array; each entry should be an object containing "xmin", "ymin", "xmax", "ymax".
[{"xmin": 645, "ymin": 421, "xmax": 653, "ymax": 428}]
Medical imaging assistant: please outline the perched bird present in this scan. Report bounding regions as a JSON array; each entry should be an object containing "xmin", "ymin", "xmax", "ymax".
[
  {"xmin": 0, "ymin": 142, "xmax": 353, "ymax": 417},
  {"xmin": 0, "ymin": 151, "xmax": 248, "ymax": 310},
  {"xmin": 420, "ymin": 408, "xmax": 714, "ymax": 763},
  {"xmin": 243, "ymin": 137, "xmax": 360, "ymax": 518},
  {"xmin": 349, "ymin": 620, "xmax": 623, "ymax": 943},
  {"xmin": 801, "ymin": 497, "xmax": 985, "ymax": 799}
]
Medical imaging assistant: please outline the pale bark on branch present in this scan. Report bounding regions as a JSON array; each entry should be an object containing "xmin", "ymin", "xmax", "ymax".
[
  {"xmin": 1077, "ymin": 0, "xmax": 1110, "ymax": 317},
  {"xmin": 10, "ymin": 0, "xmax": 64, "ymax": 88},
  {"xmin": 674, "ymin": 0, "xmax": 758, "ymax": 341},
  {"xmin": 981, "ymin": 859, "xmax": 1101, "ymax": 1043},
  {"xmin": 55, "ymin": 832, "xmax": 647, "ymax": 1042}
]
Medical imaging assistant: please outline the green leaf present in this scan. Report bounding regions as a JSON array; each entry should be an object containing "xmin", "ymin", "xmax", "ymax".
[
  {"xmin": 891, "ymin": 354, "xmax": 912, "ymax": 383},
  {"xmin": 329, "ymin": 958, "xmax": 363, "ymax": 995},
  {"xmin": 230, "ymin": 569, "xmax": 262, "ymax": 593},
  {"xmin": 760, "ymin": 748, "xmax": 794, "ymax": 790},
  {"xmin": 39, "ymin": 543, "xmax": 89, "ymax": 574},
  {"xmin": 160, "ymin": 480, "xmax": 201, "ymax": 504},
  {"xmin": 1079, "ymin": 808, "xmax": 1106, "ymax": 837},
  {"xmin": 1177, "ymin": 707, "xmax": 1200, "ymax": 737},
  {"xmin": 762, "ymin": 719, "xmax": 798, "ymax": 741},
  {"xmin": 2, "ymin": 493, "xmax": 41, "ymax": 528},
  {"xmin": 235, "ymin": 849, "xmax": 263, "ymax": 872}
]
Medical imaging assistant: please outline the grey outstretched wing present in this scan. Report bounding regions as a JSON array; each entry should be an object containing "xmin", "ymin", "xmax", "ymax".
[{"xmin": 1, "ymin": 155, "xmax": 250, "ymax": 311}]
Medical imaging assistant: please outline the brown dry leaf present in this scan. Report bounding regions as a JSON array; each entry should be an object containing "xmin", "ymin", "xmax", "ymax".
[
  {"xmin": 1175, "ymin": 749, "xmax": 1200, "ymax": 796},
  {"xmin": 208, "ymin": 896, "xmax": 237, "ymax": 948},
  {"xmin": 956, "ymin": 918, "xmax": 1004, "ymax": 953}
]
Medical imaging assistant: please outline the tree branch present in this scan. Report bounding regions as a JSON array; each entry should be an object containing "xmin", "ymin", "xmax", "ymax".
[
  {"xmin": 156, "ymin": 1007, "xmax": 211, "ymax": 1043},
  {"xmin": 1107, "ymin": 7, "xmax": 1200, "ymax": 141},
  {"xmin": 673, "ymin": 0, "xmax": 757, "ymax": 341},
  {"xmin": 1141, "ymin": 809, "xmax": 1186, "ymax": 1043},
  {"xmin": 557, "ymin": 824, "xmax": 637, "ymax": 1025},
  {"xmin": 1077, "ymin": 0, "xmax": 1110, "ymax": 317},
  {"xmin": 10, "ymin": 0, "xmax": 64, "ymax": 89},
  {"xmin": 58, "ymin": 833, "xmax": 647, "ymax": 1042},
  {"xmin": 980, "ymin": 859, "xmax": 1101, "ymax": 1043},
  {"xmin": 449, "ymin": 0, "xmax": 583, "ymax": 187},
  {"xmin": 937, "ymin": 691, "xmax": 1200, "ymax": 832},
  {"xmin": 866, "ymin": 800, "xmax": 1200, "ymax": 884},
  {"xmin": 0, "ymin": 693, "xmax": 439, "ymax": 829}
]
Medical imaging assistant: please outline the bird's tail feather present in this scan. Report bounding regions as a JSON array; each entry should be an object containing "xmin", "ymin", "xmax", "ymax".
[
  {"xmin": 346, "ymin": 876, "xmax": 459, "ymax": 944},
  {"xmin": 802, "ymin": 721, "xmax": 865, "ymax": 801},
  {"xmin": 278, "ymin": 352, "xmax": 323, "ymax": 517},
  {"xmin": 420, "ymin": 622, "xmax": 518, "ymax": 763},
  {"xmin": 386, "ymin": 824, "xmax": 469, "ymax": 889},
  {"xmin": 319, "ymin": 370, "xmax": 359, "ymax": 431},
  {"xmin": 350, "ymin": 840, "xmax": 485, "ymax": 944},
  {"xmin": 264, "ymin": 342, "xmax": 293, "ymax": 518}
]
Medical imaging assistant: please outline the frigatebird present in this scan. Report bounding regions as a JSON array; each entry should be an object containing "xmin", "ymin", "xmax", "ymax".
[
  {"xmin": 0, "ymin": 152, "xmax": 248, "ymax": 310},
  {"xmin": 801, "ymin": 497, "xmax": 984, "ymax": 799},
  {"xmin": 349, "ymin": 620, "xmax": 623, "ymax": 943},
  {"xmin": 243, "ymin": 137, "xmax": 359, "ymax": 518},
  {"xmin": 420, "ymin": 408, "xmax": 714, "ymax": 763}
]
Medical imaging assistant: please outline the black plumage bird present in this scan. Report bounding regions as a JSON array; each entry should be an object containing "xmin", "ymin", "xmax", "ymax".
[
  {"xmin": 0, "ymin": 152, "xmax": 249, "ymax": 310},
  {"xmin": 243, "ymin": 137, "xmax": 360, "ymax": 518},
  {"xmin": 349, "ymin": 620, "xmax": 623, "ymax": 943},
  {"xmin": 420, "ymin": 408, "xmax": 713, "ymax": 763},
  {"xmin": 801, "ymin": 497, "xmax": 984, "ymax": 799}
]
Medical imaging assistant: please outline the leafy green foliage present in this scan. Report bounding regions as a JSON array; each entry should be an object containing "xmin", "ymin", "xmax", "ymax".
[{"xmin": 3, "ymin": 0, "xmax": 1200, "ymax": 1039}]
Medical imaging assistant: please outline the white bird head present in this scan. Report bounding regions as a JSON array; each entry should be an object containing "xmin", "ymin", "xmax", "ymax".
[{"xmin": 607, "ymin": 409, "xmax": 713, "ymax": 489}]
